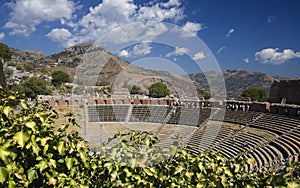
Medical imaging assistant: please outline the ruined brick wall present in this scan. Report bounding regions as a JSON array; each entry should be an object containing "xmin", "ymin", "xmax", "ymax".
[{"xmin": 269, "ymin": 79, "xmax": 300, "ymax": 105}]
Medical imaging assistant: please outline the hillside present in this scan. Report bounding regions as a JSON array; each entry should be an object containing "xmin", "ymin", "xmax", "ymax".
[
  {"xmin": 189, "ymin": 69, "xmax": 281, "ymax": 99},
  {"xmin": 7, "ymin": 43, "xmax": 282, "ymax": 99}
]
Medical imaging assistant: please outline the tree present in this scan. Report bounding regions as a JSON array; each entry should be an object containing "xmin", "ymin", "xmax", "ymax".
[
  {"xmin": 0, "ymin": 60, "xmax": 7, "ymax": 90},
  {"xmin": 0, "ymin": 42, "xmax": 11, "ymax": 62},
  {"xmin": 238, "ymin": 87, "xmax": 269, "ymax": 102},
  {"xmin": 0, "ymin": 43, "xmax": 11, "ymax": 91},
  {"xmin": 51, "ymin": 71, "xmax": 71, "ymax": 86},
  {"xmin": 129, "ymin": 85, "xmax": 141, "ymax": 95},
  {"xmin": 148, "ymin": 82, "xmax": 170, "ymax": 98},
  {"xmin": 19, "ymin": 77, "xmax": 52, "ymax": 98}
]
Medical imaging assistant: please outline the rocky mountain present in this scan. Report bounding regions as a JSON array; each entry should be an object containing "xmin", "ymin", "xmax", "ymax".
[
  {"xmin": 10, "ymin": 43, "xmax": 97, "ymax": 69},
  {"xmin": 8, "ymin": 43, "xmax": 282, "ymax": 99},
  {"xmin": 189, "ymin": 69, "xmax": 281, "ymax": 99}
]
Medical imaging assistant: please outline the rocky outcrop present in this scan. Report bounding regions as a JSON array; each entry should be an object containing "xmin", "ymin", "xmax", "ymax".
[{"xmin": 189, "ymin": 69, "xmax": 281, "ymax": 99}]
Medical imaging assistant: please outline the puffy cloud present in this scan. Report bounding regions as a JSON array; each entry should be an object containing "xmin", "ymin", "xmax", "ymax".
[
  {"xmin": 45, "ymin": 0, "xmax": 186, "ymax": 47},
  {"xmin": 81, "ymin": 0, "xmax": 137, "ymax": 25},
  {"xmin": 226, "ymin": 28, "xmax": 235, "ymax": 38},
  {"xmin": 118, "ymin": 42, "xmax": 152, "ymax": 58},
  {"xmin": 161, "ymin": 0, "xmax": 180, "ymax": 8},
  {"xmin": 165, "ymin": 47, "xmax": 189, "ymax": 57},
  {"xmin": 193, "ymin": 51, "xmax": 205, "ymax": 60},
  {"xmin": 178, "ymin": 21, "xmax": 202, "ymax": 38},
  {"xmin": 0, "ymin": 32, "xmax": 5, "ymax": 40},
  {"xmin": 137, "ymin": 2, "xmax": 183, "ymax": 22},
  {"xmin": 132, "ymin": 42, "xmax": 152, "ymax": 56},
  {"xmin": 4, "ymin": 0, "xmax": 77, "ymax": 36},
  {"xmin": 255, "ymin": 48, "xmax": 300, "ymax": 65},
  {"xmin": 118, "ymin": 49, "xmax": 130, "ymax": 58},
  {"xmin": 42, "ymin": 0, "xmax": 203, "ymax": 48},
  {"xmin": 217, "ymin": 46, "xmax": 226, "ymax": 54},
  {"xmin": 46, "ymin": 28, "xmax": 76, "ymax": 47}
]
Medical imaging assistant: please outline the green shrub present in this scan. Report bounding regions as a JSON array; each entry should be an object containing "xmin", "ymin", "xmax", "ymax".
[{"xmin": 148, "ymin": 82, "xmax": 170, "ymax": 98}]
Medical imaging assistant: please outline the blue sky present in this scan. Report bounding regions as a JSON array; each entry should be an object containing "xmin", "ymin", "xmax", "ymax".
[{"xmin": 0, "ymin": 0, "xmax": 300, "ymax": 78}]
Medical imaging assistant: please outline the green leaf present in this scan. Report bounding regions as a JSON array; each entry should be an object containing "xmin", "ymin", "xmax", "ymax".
[
  {"xmin": 80, "ymin": 185, "xmax": 89, "ymax": 188},
  {"xmin": 43, "ymin": 144, "xmax": 49, "ymax": 154},
  {"xmin": 31, "ymin": 143, "xmax": 40, "ymax": 156},
  {"xmin": 144, "ymin": 168, "xmax": 153, "ymax": 176},
  {"xmin": 146, "ymin": 139, "xmax": 150, "ymax": 147},
  {"xmin": 49, "ymin": 159, "xmax": 57, "ymax": 168},
  {"xmin": 57, "ymin": 141, "xmax": 65, "ymax": 155},
  {"xmin": 14, "ymin": 131, "xmax": 30, "ymax": 148},
  {"xmin": 0, "ymin": 167, "xmax": 8, "ymax": 184},
  {"xmin": 66, "ymin": 157, "xmax": 73, "ymax": 170},
  {"xmin": 27, "ymin": 169, "xmax": 38, "ymax": 183},
  {"xmin": 20, "ymin": 99, "xmax": 28, "ymax": 110},
  {"xmin": 3, "ymin": 106, "xmax": 12, "ymax": 117},
  {"xmin": 287, "ymin": 182, "xmax": 300, "ymax": 188},
  {"xmin": 170, "ymin": 145, "xmax": 177, "ymax": 156},
  {"xmin": 8, "ymin": 179, "xmax": 16, "ymax": 188},
  {"xmin": 8, "ymin": 95, "xmax": 16, "ymax": 100},
  {"xmin": 25, "ymin": 121, "xmax": 36, "ymax": 130},
  {"xmin": 36, "ymin": 161, "xmax": 48, "ymax": 172},
  {"xmin": 0, "ymin": 148, "xmax": 14, "ymax": 163}
]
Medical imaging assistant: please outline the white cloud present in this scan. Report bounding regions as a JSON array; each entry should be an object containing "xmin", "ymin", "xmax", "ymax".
[
  {"xmin": 137, "ymin": 2, "xmax": 183, "ymax": 22},
  {"xmin": 118, "ymin": 42, "xmax": 152, "ymax": 58},
  {"xmin": 165, "ymin": 47, "xmax": 189, "ymax": 57},
  {"xmin": 226, "ymin": 28, "xmax": 235, "ymax": 38},
  {"xmin": 4, "ymin": 0, "xmax": 77, "ymax": 36},
  {"xmin": 178, "ymin": 21, "xmax": 202, "ymax": 38},
  {"xmin": 132, "ymin": 42, "xmax": 152, "ymax": 56},
  {"xmin": 161, "ymin": 0, "xmax": 180, "ymax": 8},
  {"xmin": 118, "ymin": 49, "xmax": 130, "ymax": 58},
  {"xmin": 243, "ymin": 58, "xmax": 250, "ymax": 63},
  {"xmin": 82, "ymin": 0, "xmax": 137, "ymax": 25},
  {"xmin": 255, "ymin": 48, "xmax": 300, "ymax": 65},
  {"xmin": 45, "ymin": 0, "xmax": 186, "ymax": 47},
  {"xmin": 217, "ymin": 46, "xmax": 226, "ymax": 54},
  {"xmin": 46, "ymin": 28, "xmax": 76, "ymax": 47},
  {"xmin": 193, "ymin": 51, "xmax": 205, "ymax": 60},
  {"xmin": 41, "ymin": 0, "xmax": 204, "ymax": 49},
  {"xmin": 0, "ymin": 32, "xmax": 5, "ymax": 40}
]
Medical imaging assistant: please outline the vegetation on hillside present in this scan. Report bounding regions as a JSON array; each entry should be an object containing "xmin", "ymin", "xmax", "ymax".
[
  {"xmin": 0, "ymin": 42, "xmax": 11, "ymax": 62},
  {"xmin": 238, "ymin": 87, "xmax": 269, "ymax": 102},
  {"xmin": 148, "ymin": 82, "xmax": 170, "ymax": 98},
  {"xmin": 0, "ymin": 42, "xmax": 11, "ymax": 91},
  {"xmin": 11, "ymin": 77, "xmax": 52, "ymax": 98},
  {"xmin": 129, "ymin": 85, "xmax": 142, "ymax": 95},
  {"xmin": 51, "ymin": 70, "xmax": 71, "ymax": 87},
  {"xmin": 0, "ymin": 61, "xmax": 7, "ymax": 91}
]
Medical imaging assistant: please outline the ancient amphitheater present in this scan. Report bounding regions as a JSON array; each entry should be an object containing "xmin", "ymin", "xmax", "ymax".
[{"xmin": 82, "ymin": 103, "xmax": 300, "ymax": 171}]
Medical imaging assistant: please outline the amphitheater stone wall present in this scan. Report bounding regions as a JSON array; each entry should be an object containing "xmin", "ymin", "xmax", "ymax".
[
  {"xmin": 269, "ymin": 79, "xmax": 300, "ymax": 105},
  {"xmin": 37, "ymin": 95, "xmax": 300, "ymax": 116}
]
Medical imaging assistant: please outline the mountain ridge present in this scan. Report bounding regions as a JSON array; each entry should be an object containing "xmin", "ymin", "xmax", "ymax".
[{"xmin": 7, "ymin": 43, "xmax": 286, "ymax": 99}]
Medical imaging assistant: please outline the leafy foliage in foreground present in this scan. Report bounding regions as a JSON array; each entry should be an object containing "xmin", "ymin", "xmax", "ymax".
[{"xmin": 0, "ymin": 88, "xmax": 299, "ymax": 187}]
